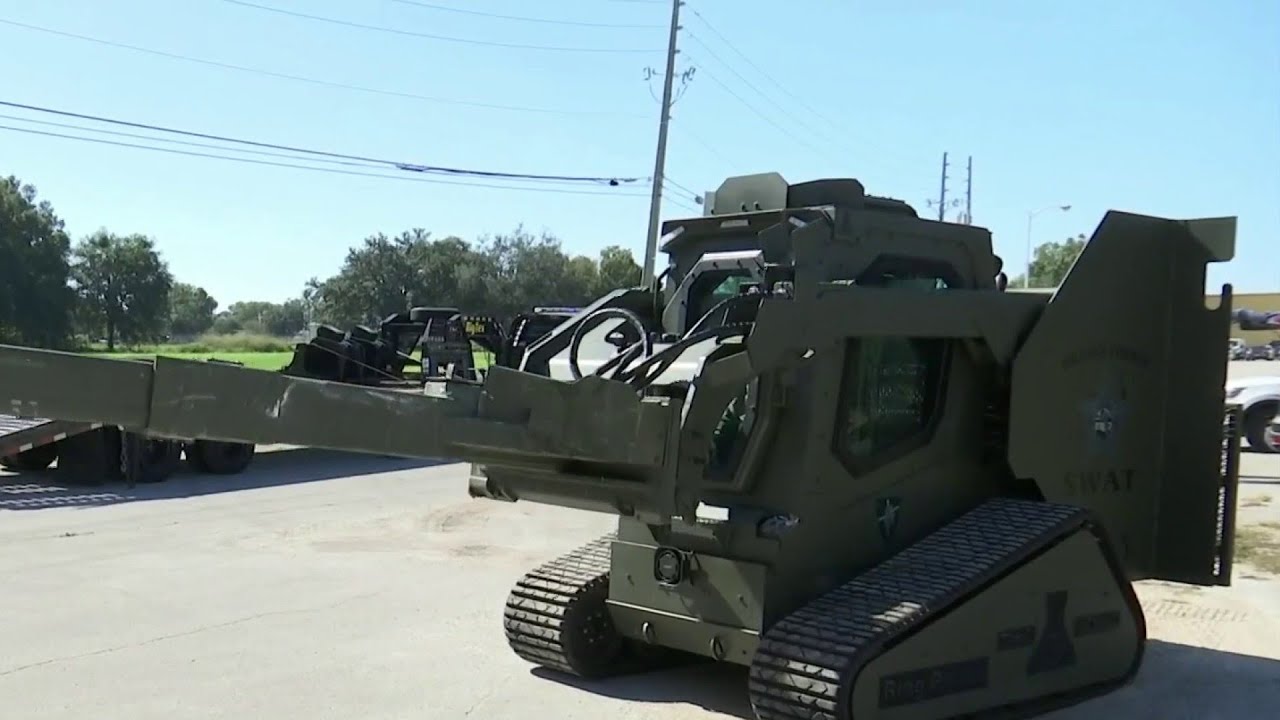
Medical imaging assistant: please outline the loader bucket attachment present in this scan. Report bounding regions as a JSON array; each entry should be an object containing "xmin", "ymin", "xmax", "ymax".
[
  {"xmin": 1008, "ymin": 212, "xmax": 1237, "ymax": 584},
  {"xmin": 0, "ymin": 346, "xmax": 678, "ymax": 521}
]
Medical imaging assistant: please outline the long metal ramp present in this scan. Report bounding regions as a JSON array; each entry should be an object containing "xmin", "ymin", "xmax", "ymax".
[
  {"xmin": 0, "ymin": 414, "xmax": 102, "ymax": 460},
  {"xmin": 0, "ymin": 344, "xmax": 672, "ymax": 469}
]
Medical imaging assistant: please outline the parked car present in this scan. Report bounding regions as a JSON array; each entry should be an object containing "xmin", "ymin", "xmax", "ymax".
[
  {"xmin": 1243, "ymin": 345, "xmax": 1276, "ymax": 361},
  {"xmin": 1229, "ymin": 338, "xmax": 1247, "ymax": 360},
  {"xmin": 1265, "ymin": 415, "xmax": 1280, "ymax": 452},
  {"xmin": 1224, "ymin": 375, "xmax": 1280, "ymax": 452}
]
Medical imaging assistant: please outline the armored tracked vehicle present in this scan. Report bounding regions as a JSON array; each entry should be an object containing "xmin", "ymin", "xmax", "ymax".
[{"xmin": 0, "ymin": 173, "xmax": 1241, "ymax": 719}]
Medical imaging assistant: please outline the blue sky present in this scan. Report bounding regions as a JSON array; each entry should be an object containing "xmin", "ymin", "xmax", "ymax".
[{"xmin": 1, "ymin": 0, "xmax": 1276, "ymax": 307}]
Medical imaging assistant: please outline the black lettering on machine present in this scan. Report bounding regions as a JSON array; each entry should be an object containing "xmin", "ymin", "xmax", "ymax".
[
  {"xmin": 1064, "ymin": 468, "xmax": 1136, "ymax": 495},
  {"xmin": 879, "ymin": 658, "xmax": 990, "ymax": 708}
]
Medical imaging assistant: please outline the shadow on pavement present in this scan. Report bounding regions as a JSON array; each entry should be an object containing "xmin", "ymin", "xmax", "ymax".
[
  {"xmin": 0, "ymin": 447, "xmax": 455, "ymax": 511},
  {"xmin": 532, "ymin": 660, "xmax": 753, "ymax": 719},
  {"xmin": 1054, "ymin": 639, "xmax": 1280, "ymax": 718},
  {"xmin": 529, "ymin": 639, "xmax": 1280, "ymax": 720}
]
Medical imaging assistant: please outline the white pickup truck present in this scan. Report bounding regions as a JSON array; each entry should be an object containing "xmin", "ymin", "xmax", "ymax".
[{"xmin": 1225, "ymin": 375, "xmax": 1280, "ymax": 452}]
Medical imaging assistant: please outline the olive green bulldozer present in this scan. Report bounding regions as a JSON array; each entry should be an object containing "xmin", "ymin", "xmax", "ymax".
[{"xmin": 0, "ymin": 173, "xmax": 1242, "ymax": 719}]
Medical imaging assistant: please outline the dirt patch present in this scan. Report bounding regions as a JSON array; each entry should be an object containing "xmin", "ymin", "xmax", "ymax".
[
  {"xmin": 1242, "ymin": 493, "xmax": 1272, "ymax": 508},
  {"xmin": 1235, "ymin": 522, "xmax": 1280, "ymax": 574},
  {"xmin": 449, "ymin": 544, "xmax": 496, "ymax": 557},
  {"xmin": 423, "ymin": 502, "xmax": 494, "ymax": 534}
]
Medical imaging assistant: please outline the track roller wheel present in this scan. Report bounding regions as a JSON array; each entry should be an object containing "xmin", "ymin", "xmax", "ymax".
[
  {"xmin": 505, "ymin": 571, "xmax": 625, "ymax": 678},
  {"xmin": 503, "ymin": 536, "xmax": 627, "ymax": 678},
  {"xmin": 502, "ymin": 534, "xmax": 687, "ymax": 679}
]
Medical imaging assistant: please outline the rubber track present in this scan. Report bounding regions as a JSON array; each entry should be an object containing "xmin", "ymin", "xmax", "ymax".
[
  {"xmin": 502, "ymin": 533, "xmax": 617, "ymax": 676},
  {"xmin": 747, "ymin": 497, "xmax": 1091, "ymax": 720}
]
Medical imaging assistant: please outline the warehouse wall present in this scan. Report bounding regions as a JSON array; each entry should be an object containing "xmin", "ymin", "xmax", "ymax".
[{"xmin": 1214, "ymin": 291, "xmax": 1280, "ymax": 345}]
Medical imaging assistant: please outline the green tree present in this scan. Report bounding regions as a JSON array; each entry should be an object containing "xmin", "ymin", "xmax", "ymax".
[
  {"xmin": 71, "ymin": 230, "xmax": 174, "ymax": 350},
  {"xmin": 1009, "ymin": 234, "xmax": 1087, "ymax": 288},
  {"xmin": 209, "ymin": 300, "xmax": 301, "ymax": 336},
  {"xmin": 168, "ymin": 282, "xmax": 218, "ymax": 337},
  {"xmin": 310, "ymin": 230, "xmax": 435, "ymax": 327},
  {"xmin": 477, "ymin": 226, "xmax": 587, "ymax": 319},
  {"xmin": 209, "ymin": 312, "xmax": 243, "ymax": 335},
  {"xmin": 262, "ymin": 299, "xmax": 306, "ymax": 336},
  {"xmin": 594, "ymin": 245, "xmax": 642, "ymax": 294},
  {"xmin": 304, "ymin": 227, "xmax": 643, "ymax": 329},
  {"xmin": 0, "ymin": 175, "xmax": 75, "ymax": 347}
]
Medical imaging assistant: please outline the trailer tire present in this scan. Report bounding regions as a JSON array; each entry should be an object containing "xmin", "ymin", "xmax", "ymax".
[
  {"xmin": 133, "ymin": 438, "xmax": 184, "ymax": 484},
  {"xmin": 0, "ymin": 444, "xmax": 59, "ymax": 472},
  {"xmin": 188, "ymin": 440, "xmax": 256, "ymax": 475}
]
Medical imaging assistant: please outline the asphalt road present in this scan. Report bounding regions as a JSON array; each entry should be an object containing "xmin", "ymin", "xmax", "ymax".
[{"xmin": 1, "ymin": 362, "xmax": 1278, "ymax": 720}]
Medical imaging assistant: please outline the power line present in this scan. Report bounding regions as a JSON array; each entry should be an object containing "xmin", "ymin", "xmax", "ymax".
[
  {"xmin": 386, "ymin": 0, "xmax": 663, "ymax": 29},
  {"xmin": 0, "ymin": 100, "xmax": 640, "ymax": 185},
  {"xmin": 682, "ymin": 8, "xmax": 907, "ymax": 178},
  {"xmin": 688, "ymin": 63, "xmax": 829, "ymax": 160},
  {"xmin": 0, "ymin": 124, "xmax": 651, "ymax": 197},
  {"xmin": 0, "ymin": 19, "xmax": 646, "ymax": 118},
  {"xmin": 0, "ymin": 113, "xmax": 386, "ymax": 170},
  {"xmin": 2, "ymin": 112, "xmax": 612, "ymax": 188},
  {"xmin": 664, "ymin": 176, "xmax": 698, "ymax": 196},
  {"xmin": 219, "ymin": 0, "xmax": 660, "ymax": 54},
  {"xmin": 665, "ymin": 196, "xmax": 700, "ymax": 214},
  {"xmin": 661, "ymin": 181, "xmax": 701, "ymax": 214},
  {"xmin": 684, "ymin": 33, "xmax": 839, "ymax": 150},
  {"xmin": 670, "ymin": 123, "xmax": 736, "ymax": 166},
  {"xmin": 685, "ymin": 7, "xmax": 851, "ymax": 142}
]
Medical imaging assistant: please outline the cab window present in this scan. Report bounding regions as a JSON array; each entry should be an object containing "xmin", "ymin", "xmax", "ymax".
[{"xmin": 686, "ymin": 270, "xmax": 752, "ymax": 328}]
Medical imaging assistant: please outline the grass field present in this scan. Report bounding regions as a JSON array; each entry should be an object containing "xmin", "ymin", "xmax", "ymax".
[
  {"xmin": 88, "ymin": 350, "xmax": 296, "ymax": 371},
  {"xmin": 82, "ymin": 332, "xmax": 494, "ymax": 373}
]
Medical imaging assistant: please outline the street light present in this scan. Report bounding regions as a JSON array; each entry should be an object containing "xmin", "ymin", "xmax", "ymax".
[{"xmin": 1024, "ymin": 204, "xmax": 1072, "ymax": 288}]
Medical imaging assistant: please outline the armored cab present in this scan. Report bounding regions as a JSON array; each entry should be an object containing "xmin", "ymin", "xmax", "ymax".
[{"xmin": 0, "ymin": 172, "xmax": 1240, "ymax": 720}]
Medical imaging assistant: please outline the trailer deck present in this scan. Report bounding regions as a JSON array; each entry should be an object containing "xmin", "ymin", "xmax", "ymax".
[{"xmin": 0, "ymin": 414, "xmax": 102, "ymax": 461}]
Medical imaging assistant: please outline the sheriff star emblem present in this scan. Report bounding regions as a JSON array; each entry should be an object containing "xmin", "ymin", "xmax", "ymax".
[{"xmin": 1078, "ymin": 381, "xmax": 1128, "ymax": 455}]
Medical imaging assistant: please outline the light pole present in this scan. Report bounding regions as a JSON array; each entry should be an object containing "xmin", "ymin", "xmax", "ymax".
[{"xmin": 1024, "ymin": 204, "xmax": 1071, "ymax": 288}]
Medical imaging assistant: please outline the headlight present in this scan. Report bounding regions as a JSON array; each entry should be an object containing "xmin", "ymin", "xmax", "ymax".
[
  {"xmin": 1225, "ymin": 386, "xmax": 1243, "ymax": 399},
  {"xmin": 653, "ymin": 547, "xmax": 686, "ymax": 586}
]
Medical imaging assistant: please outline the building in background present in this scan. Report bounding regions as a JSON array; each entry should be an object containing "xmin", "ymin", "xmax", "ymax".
[{"xmin": 1217, "ymin": 292, "xmax": 1280, "ymax": 345}]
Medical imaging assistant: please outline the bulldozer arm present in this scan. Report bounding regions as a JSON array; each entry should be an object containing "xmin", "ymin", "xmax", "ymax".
[
  {"xmin": 1008, "ymin": 211, "xmax": 1238, "ymax": 585},
  {"xmin": 0, "ymin": 346, "xmax": 679, "ymax": 521}
]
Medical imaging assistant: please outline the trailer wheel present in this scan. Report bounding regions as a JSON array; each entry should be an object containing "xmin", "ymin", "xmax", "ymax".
[
  {"xmin": 188, "ymin": 440, "xmax": 256, "ymax": 475},
  {"xmin": 133, "ymin": 438, "xmax": 184, "ymax": 483},
  {"xmin": 0, "ymin": 444, "xmax": 59, "ymax": 472}
]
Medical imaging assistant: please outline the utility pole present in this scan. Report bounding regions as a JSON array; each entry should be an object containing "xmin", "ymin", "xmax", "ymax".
[
  {"xmin": 963, "ymin": 156, "xmax": 973, "ymax": 225},
  {"xmin": 640, "ymin": 0, "xmax": 683, "ymax": 287},
  {"xmin": 935, "ymin": 152, "xmax": 949, "ymax": 222}
]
